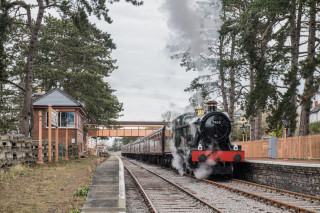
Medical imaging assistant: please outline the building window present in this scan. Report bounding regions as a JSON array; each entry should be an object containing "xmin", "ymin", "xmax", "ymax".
[
  {"xmin": 59, "ymin": 112, "xmax": 75, "ymax": 127},
  {"xmin": 46, "ymin": 112, "xmax": 75, "ymax": 127}
]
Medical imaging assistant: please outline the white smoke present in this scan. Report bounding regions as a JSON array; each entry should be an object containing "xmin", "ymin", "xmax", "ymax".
[
  {"xmin": 161, "ymin": 0, "xmax": 222, "ymax": 58},
  {"xmin": 194, "ymin": 160, "xmax": 216, "ymax": 179},
  {"xmin": 170, "ymin": 139, "xmax": 185, "ymax": 175},
  {"xmin": 161, "ymin": 0, "xmax": 202, "ymax": 56}
]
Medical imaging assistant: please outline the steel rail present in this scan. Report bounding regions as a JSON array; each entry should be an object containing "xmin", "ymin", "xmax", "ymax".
[
  {"xmin": 201, "ymin": 179, "xmax": 318, "ymax": 213},
  {"xmin": 126, "ymin": 159, "xmax": 223, "ymax": 213},
  {"xmin": 123, "ymin": 158, "xmax": 319, "ymax": 213},
  {"xmin": 231, "ymin": 178, "xmax": 320, "ymax": 202},
  {"xmin": 124, "ymin": 164, "xmax": 159, "ymax": 213},
  {"xmin": 160, "ymin": 164, "xmax": 320, "ymax": 212}
]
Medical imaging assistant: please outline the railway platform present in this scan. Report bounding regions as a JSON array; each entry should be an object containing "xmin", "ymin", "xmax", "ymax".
[
  {"xmin": 246, "ymin": 157, "xmax": 320, "ymax": 167},
  {"xmin": 235, "ymin": 157, "xmax": 320, "ymax": 197},
  {"xmin": 82, "ymin": 155, "xmax": 126, "ymax": 213}
]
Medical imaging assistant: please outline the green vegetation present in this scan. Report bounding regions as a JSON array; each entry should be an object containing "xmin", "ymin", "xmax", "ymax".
[
  {"xmin": 309, "ymin": 121, "xmax": 320, "ymax": 135},
  {"xmin": 70, "ymin": 210, "xmax": 81, "ymax": 213},
  {"xmin": 73, "ymin": 184, "xmax": 90, "ymax": 197},
  {"xmin": 0, "ymin": 0, "xmax": 142, "ymax": 135},
  {"xmin": 172, "ymin": 0, "xmax": 320, "ymax": 139},
  {"xmin": 0, "ymin": 165, "xmax": 29, "ymax": 183}
]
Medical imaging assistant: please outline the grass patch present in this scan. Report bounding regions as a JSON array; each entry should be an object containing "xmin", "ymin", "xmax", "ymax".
[
  {"xmin": 0, "ymin": 156, "xmax": 108, "ymax": 213},
  {"xmin": 0, "ymin": 164, "xmax": 29, "ymax": 183},
  {"xmin": 74, "ymin": 184, "xmax": 90, "ymax": 197},
  {"xmin": 70, "ymin": 209, "xmax": 81, "ymax": 213}
]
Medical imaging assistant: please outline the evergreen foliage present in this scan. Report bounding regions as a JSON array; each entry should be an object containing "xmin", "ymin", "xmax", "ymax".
[
  {"xmin": 34, "ymin": 16, "xmax": 122, "ymax": 125},
  {"xmin": 0, "ymin": 0, "xmax": 142, "ymax": 136},
  {"xmin": 309, "ymin": 121, "xmax": 320, "ymax": 135},
  {"xmin": 0, "ymin": 0, "xmax": 143, "ymax": 134},
  {"xmin": 170, "ymin": 0, "xmax": 320, "ymax": 138}
]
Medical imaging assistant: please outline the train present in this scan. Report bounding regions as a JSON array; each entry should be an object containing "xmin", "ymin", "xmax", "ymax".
[{"xmin": 121, "ymin": 101, "xmax": 245, "ymax": 176}]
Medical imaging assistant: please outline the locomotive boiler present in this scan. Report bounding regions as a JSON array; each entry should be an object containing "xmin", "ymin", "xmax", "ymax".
[{"xmin": 121, "ymin": 101, "xmax": 245, "ymax": 176}]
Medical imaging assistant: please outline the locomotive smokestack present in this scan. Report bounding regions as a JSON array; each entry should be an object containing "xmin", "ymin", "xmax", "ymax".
[{"xmin": 207, "ymin": 101, "xmax": 218, "ymax": 112}]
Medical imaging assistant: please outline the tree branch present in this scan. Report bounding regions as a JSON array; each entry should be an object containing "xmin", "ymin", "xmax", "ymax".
[
  {"xmin": 261, "ymin": 16, "xmax": 290, "ymax": 42},
  {"xmin": 10, "ymin": 1, "xmax": 32, "ymax": 31},
  {"xmin": 0, "ymin": 78, "xmax": 25, "ymax": 91}
]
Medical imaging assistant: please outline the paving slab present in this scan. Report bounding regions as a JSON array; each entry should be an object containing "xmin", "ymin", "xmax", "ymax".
[{"xmin": 82, "ymin": 155, "xmax": 125, "ymax": 213}]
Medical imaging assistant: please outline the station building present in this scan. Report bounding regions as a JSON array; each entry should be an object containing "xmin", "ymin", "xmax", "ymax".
[{"xmin": 32, "ymin": 88, "xmax": 86, "ymax": 152}]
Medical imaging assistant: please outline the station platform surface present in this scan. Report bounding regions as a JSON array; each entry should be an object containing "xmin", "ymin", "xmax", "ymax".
[
  {"xmin": 82, "ymin": 155, "xmax": 125, "ymax": 213},
  {"xmin": 246, "ymin": 157, "xmax": 320, "ymax": 168}
]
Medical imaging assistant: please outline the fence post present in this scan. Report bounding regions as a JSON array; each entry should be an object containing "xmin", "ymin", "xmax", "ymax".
[
  {"xmin": 86, "ymin": 135, "xmax": 89, "ymax": 157},
  {"xmin": 55, "ymin": 126, "xmax": 59, "ymax": 162},
  {"xmin": 37, "ymin": 111, "xmax": 44, "ymax": 164},
  {"xmin": 48, "ymin": 105, "xmax": 52, "ymax": 162},
  {"xmin": 65, "ymin": 127, "xmax": 69, "ymax": 160},
  {"xmin": 298, "ymin": 136, "xmax": 301, "ymax": 159},
  {"xmin": 310, "ymin": 135, "xmax": 313, "ymax": 159},
  {"xmin": 308, "ymin": 135, "xmax": 312, "ymax": 159}
]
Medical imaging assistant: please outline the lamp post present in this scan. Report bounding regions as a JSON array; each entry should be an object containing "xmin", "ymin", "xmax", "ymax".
[
  {"xmin": 240, "ymin": 123, "xmax": 246, "ymax": 143},
  {"xmin": 281, "ymin": 114, "xmax": 289, "ymax": 160}
]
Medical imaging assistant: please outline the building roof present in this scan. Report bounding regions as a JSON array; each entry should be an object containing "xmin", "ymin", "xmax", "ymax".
[
  {"xmin": 33, "ymin": 88, "xmax": 82, "ymax": 107},
  {"xmin": 311, "ymin": 104, "xmax": 320, "ymax": 113},
  {"xmin": 234, "ymin": 109, "xmax": 245, "ymax": 116}
]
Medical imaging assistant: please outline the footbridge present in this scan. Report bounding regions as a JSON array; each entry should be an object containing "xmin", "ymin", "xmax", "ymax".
[{"xmin": 88, "ymin": 121, "xmax": 168, "ymax": 137}]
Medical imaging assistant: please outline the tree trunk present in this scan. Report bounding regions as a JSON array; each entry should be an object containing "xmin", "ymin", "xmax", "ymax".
[
  {"xmin": 250, "ymin": 118, "xmax": 255, "ymax": 141},
  {"xmin": 18, "ymin": 79, "xmax": 24, "ymax": 132},
  {"xmin": 229, "ymin": 34, "xmax": 236, "ymax": 138},
  {"xmin": 219, "ymin": 35, "xmax": 228, "ymax": 113},
  {"xmin": 287, "ymin": 0, "xmax": 302, "ymax": 137},
  {"xmin": 20, "ymin": 0, "xmax": 44, "ymax": 136},
  {"xmin": 254, "ymin": 108, "xmax": 262, "ymax": 140},
  {"xmin": 0, "ymin": 80, "xmax": 2, "ymax": 108},
  {"xmin": 299, "ymin": 0, "xmax": 316, "ymax": 136},
  {"xmin": 249, "ymin": 62, "xmax": 255, "ymax": 140}
]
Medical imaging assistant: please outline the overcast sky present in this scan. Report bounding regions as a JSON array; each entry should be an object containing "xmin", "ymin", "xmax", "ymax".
[{"xmin": 95, "ymin": 1, "xmax": 198, "ymax": 121}]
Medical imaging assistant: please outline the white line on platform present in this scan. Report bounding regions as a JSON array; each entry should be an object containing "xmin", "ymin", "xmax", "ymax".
[{"xmin": 117, "ymin": 155, "xmax": 126, "ymax": 200}]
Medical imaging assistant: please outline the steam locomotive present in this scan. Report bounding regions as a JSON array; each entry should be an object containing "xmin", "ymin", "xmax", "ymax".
[{"xmin": 121, "ymin": 101, "xmax": 245, "ymax": 176}]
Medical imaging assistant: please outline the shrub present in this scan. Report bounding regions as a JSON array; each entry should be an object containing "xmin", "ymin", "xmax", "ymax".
[
  {"xmin": 73, "ymin": 184, "xmax": 90, "ymax": 197},
  {"xmin": 309, "ymin": 121, "xmax": 320, "ymax": 135}
]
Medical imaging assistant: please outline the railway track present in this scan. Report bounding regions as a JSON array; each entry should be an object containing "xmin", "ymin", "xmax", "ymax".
[
  {"xmin": 124, "ymin": 168, "xmax": 150, "ymax": 213},
  {"xmin": 202, "ymin": 178, "xmax": 320, "ymax": 213},
  {"xmin": 149, "ymin": 161, "xmax": 320, "ymax": 213},
  {"xmin": 123, "ymin": 158, "xmax": 222, "ymax": 213},
  {"xmin": 123, "ymin": 158, "xmax": 291, "ymax": 212},
  {"xmin": 125, "ymin": 158, "xmax": 320, "ymax": 212}
]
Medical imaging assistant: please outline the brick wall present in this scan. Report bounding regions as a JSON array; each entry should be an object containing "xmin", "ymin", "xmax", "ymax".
[{"xmin": 234, "ymin": 162, "xmax": 320, "ymax": 197}]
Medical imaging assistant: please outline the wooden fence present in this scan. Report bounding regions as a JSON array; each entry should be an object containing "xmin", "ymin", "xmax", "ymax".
[{"xmin": 233, "ymin": 134, "xmax": 320, "ymax": 159}]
